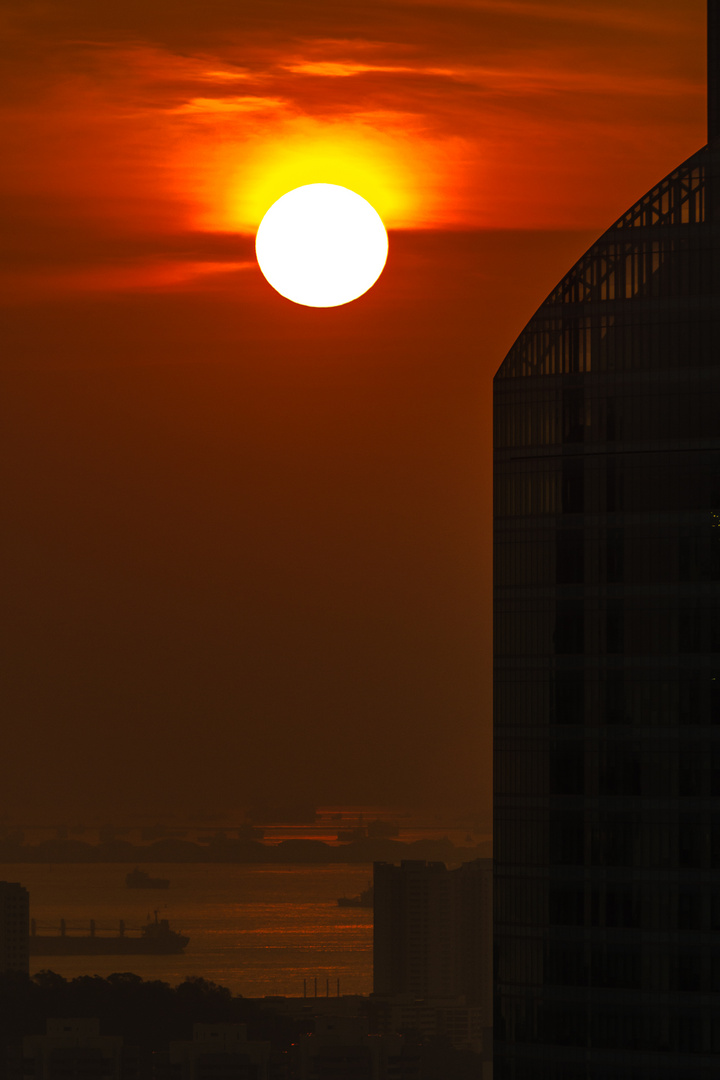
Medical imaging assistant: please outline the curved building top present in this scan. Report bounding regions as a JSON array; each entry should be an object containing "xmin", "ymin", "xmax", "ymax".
[{"xmin": 495, "ymin": 140, "xmax": 720, "ymax": 385}]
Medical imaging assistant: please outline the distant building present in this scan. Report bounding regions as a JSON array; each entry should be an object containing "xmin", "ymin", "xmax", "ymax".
[
  {"xmin": 297, "ymin": 1015, "xmax": 417, "ymax": 1080},
  {"xmin": 452, "ymin": 858, "xmax": 493, "ymax": 1020},
  {"xmin": 0, "ymin": 880, "xmax": 29, "ymax": 975},
  {"xmin": 372, "ymin": 859, "xmax": 492, "ymax": 1042},
  {"xmin": 373, "ymin": 861, "xmax": 455, "ymax": 999},
  {"xmin": 373, "ymin": 859, "xmax": 491, "ymax": 1008},
  {"xmin": 371, "ymin": 995, "xmax": 485, "ymax": 1047},
  {"xmin": 161, "ymin": 1024, "xmax": 273, "ymax": 1080},
  {"xmin": 23, "ymin": 1019, "xmax": 124, "ymax": 1080},
  {"xmin": 235, "ymin": 1002, "xmax": 422, "ymax": 1080}
]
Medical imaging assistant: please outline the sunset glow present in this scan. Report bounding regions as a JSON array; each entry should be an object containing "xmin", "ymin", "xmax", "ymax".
[
  {"xmin": 0, "ymin": 0, "xmax": 708, "ymax": 836},
  {"xmin": 0, "ymin": 2, "xmax": 706, "ymax": 300},
  {"xmin": 182, "ymin": 115, "xmax": 456, "ymax": 234}
]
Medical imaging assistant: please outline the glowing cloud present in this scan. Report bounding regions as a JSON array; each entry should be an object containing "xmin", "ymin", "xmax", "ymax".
[{"xmin": 179, "ymin": 112, "xmax": 469, "ymax": 233}]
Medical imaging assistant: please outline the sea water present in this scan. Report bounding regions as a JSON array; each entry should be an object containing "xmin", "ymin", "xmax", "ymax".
[{"xmin": 3, "ymin": 863, "xmax": 373, "ymax": 997}]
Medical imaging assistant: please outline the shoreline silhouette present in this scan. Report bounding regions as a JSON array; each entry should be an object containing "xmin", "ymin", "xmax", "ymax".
[{"xmin": 0, "ymin": 836, "xmax": 490, "ymax": 864}]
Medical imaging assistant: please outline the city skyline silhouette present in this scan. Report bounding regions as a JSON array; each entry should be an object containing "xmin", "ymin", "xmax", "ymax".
[{"xmin": 1, "ymin": 2, "xmax": 716, "ymax": 1072}]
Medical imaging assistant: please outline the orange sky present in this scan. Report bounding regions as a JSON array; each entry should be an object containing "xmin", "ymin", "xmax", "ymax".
[
  {"xmin": 0, "ymin": 0, "xmax": 709, "ymax": 824},
  {"xmin": 1, "ymin": 0, "xmax": 707, "ymax": 294}
]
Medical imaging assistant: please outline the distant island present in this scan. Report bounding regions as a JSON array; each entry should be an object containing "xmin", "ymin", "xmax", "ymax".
[{"xmin": 0, "ymin": 835, "xmax": 490, "ymax": 865}]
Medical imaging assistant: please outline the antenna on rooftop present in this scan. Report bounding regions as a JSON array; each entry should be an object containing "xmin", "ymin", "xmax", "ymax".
[{"xmin": 709, "ymin": 0, "xmax": 720, "ymax": 141}]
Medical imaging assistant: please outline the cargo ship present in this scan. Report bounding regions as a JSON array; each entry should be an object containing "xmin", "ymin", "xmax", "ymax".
[
  {"xmin": 126, "ymin": 868, "xmax": 170, "ymax": 889},
  {"xmin": 29, "ymin": 912, "xmax": 189, "ymax": 955},
  {"xmin": 337, "ymin": 884, "xmax": 373, "ymax": 908}
]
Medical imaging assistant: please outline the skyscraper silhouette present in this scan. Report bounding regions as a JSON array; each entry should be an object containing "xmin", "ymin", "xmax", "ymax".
[
  {"xmin": 493, "ymin": 5, "xmax": 720, "ymax": 1077},
  {"xmin": 0, "ymin": 880, "xmax": 30, "ymax": 975},
  {"xmin": 373, "ymin": 859, "xmax": 492, "ymax": 1012}
]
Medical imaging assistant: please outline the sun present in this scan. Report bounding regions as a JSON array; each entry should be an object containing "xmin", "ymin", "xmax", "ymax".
[{"xmin": 255, "ymin": 184, "xmax": 389, "ymax": 308}]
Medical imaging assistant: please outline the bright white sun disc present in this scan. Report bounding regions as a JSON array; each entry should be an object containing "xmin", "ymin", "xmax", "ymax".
[{"xmin": 255, "ymin": 184, "xmax": 388, "ymax": 308}]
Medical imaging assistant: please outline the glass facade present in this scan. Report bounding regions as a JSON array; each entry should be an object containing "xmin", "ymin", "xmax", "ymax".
[{"xmin": 493, "ymin": 135, "xmax": 720, "ymax": 1078}]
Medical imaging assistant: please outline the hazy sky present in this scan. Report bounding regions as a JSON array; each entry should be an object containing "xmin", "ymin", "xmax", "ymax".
[{"xmin": 1, "ymin": 0, "xmax": 707, "ymax": 824}]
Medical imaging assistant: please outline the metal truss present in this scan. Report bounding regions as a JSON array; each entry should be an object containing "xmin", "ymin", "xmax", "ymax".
[{"xmin": 498, "ymin": 148, "xmax": 710, "ymax": 380}]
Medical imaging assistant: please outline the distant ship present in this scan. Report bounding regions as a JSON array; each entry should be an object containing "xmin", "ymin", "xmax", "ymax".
[
  {"xmin": 29, "ymin": 912, "xmax": 189, "ymax": 955},
  {"xmin": 337, "ymin": 884, "xmax": 373, "ymax": 908},
  {"xmin": 126, "ymin": 868, "xmax": 170, "ymax": 889}
]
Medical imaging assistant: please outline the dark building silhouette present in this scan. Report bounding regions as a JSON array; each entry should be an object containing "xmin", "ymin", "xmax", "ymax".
[
  {"xmin": 373, "ymin": 860, "xmax": 492, "ymax": 1014},
  {"xmin": 493, "ymin": 5, "xmax": 720, "ymax": 1077},
  {"xmin": 0, "ymin": 881, "xmax": 29, "ymax": 975},
  {"xmin": 374, "ymin": 861, "xmax": 456, "ymax": 1000},
  {"xmin": 160, "ymin": 1024, "xmax": 272, "ymax": 1080},
  {"xmin": 22, "ymin": 1019, "xmax": 125, "ymax": 1080}
]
